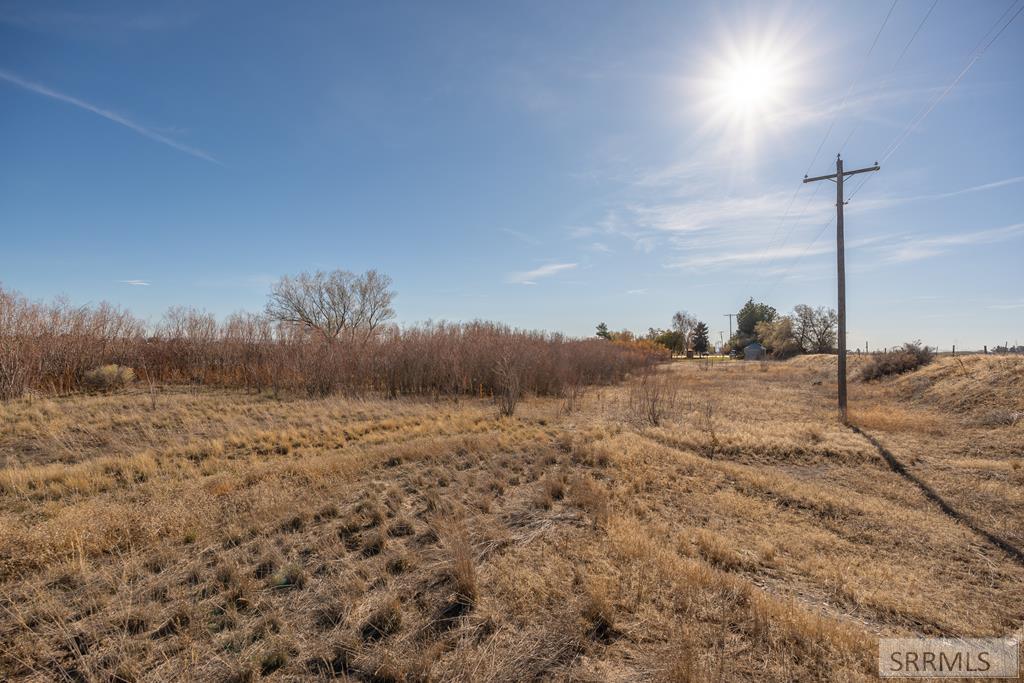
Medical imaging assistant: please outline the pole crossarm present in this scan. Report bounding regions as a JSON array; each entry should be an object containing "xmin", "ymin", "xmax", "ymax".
[{"xmin": 803, "ymin": 164, "xmax": 879, "ymax": 184}]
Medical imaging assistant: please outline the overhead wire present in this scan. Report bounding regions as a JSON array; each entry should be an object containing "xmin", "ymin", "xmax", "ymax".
[
  {"xmin": 804, "ymin": 0, "xmax": 900, "ymax": 175},
  {"xmin": 880, "ymin": 0, "xmax": 1022, "ymax": 163},
  {"xmin": 763, "ymin": 215, "xmax": 836, "ymax": 299},
  {"xmin": 742, "ymin": 0, "xmax": 1023, "ymax": 335},
  {"xmin": 848, "ymin": 0, "xmax": 1023, "ymax": 201},
  {"xmin": 740, "ymin": 0, "xmax": 900, "ymax": 292},
  {"xmin": 838, "ymin": 0, "xmax": 940, "ymax": 156}
]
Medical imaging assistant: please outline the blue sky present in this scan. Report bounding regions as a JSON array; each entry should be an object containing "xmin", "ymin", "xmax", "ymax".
[{"xmin": 1, "ymin": 1, "xmax": 1022, "ymax": 349}]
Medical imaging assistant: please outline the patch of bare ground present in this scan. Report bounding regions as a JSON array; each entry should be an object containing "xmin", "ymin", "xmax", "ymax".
[{"xmin": 1, "ymin": 355, "xmax": 1021, "ymax": 680}]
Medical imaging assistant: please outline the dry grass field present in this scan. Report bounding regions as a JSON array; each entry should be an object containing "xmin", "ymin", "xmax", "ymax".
[{"xmin": 1, "ymin": 355, "xmax": 1022, "ymax": 681}]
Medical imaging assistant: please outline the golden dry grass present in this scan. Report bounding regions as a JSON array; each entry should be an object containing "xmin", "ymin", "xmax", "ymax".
[{"xmin": 0, "ymin": 355, "xmax": 1021, "ymax": 681}]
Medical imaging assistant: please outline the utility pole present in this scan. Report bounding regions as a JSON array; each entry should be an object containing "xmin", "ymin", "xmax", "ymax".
[
  {"xmin": 803, "ymin": 154, "xmax": 879, "ymax": 423},
  {"xmin": 723, "ymin": 314, "xmax": 735, "ymax": 341}
]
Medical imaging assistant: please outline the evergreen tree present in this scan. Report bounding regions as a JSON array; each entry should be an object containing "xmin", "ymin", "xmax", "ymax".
[
  {"xmin": 595, "ymin": 322, "xmax": 612, "ymax": 340},
  {"xmin": 731, "ymin": 298, "xmax": 777, "ymax": 349},
  {"xmin": 692, "ymin": 321, "xmax": 710, "ymax": 356}
]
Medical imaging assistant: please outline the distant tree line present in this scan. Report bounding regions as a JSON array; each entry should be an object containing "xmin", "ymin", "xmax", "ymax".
[
  {"xmin": 731, "ymin": 299, "xmax": 839, "ymax": 358},
  {"xmin": 595, "ymin": 298, "xmax": 839, "ymax": 359},
  {"xmin": 991, "ymin": 344, "xmax": 1024, "ymax": 354},
  {"xmin": 597, "ymin": 310, "xmax": 711, "ymax": 357}
]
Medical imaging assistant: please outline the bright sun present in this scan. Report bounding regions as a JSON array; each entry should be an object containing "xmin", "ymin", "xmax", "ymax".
[
  {"xmin": 693, "ymin": 39, "xmax": 800, "ymax": 155},
  {"xmin": 719, "ymin": 61, "xmax": 781, "ymax": 111},
  {"xmin": 712, "ymin": 56, "xmax": 787, "ymax": 116}
]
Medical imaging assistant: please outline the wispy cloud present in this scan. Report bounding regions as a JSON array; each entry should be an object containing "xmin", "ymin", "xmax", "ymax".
[
  {"xmin": 849, "ymin": 175, "xmax": 1024, "ymax": 214},
  {"xmin": 508, "ymin": 262, "xmax": 577, "ymax": 285},
  {"xmin": 881, "ymin": 222, "xmax": 1024, "ymax": 263},
  {"xmin": 0, "ymin": 69, "xmax": 220, "ymax": 164},
  {"xmin": 629, "ymin": 191, "xmax": 832, "ymax": 235},
  {"xmin": 919, "ymin": 175, "xmax": 1024, "ymax": 200},
  {"xmin": 571, "ymin": 187, "xmax": 833, "ymax": 270},
  {"xmin": 631, "ymin": 159, "xmax": 708, "ymax": 190},
  {"xmin": 570, "ymin": 162, "xmax": 1024, "ymax": 279},
  {"xmin": 589, "ymin": 242, "xmax": 612, "ymax": 253},
  {"xmin": 987, "ymin": 301, "xmax": 1024, "ymax": 310},
  {"xmin": 500, "ymin": 228, "xmax": 542, "ymax": 246},
  {"xmin": 668, "ymin": 242, "xmax": 832, "ymax": 270},
  {"xmin": 118, "ymin": 279, "xmax": 150, "ymax": 286},
  {"xmin": 626, "ymin": 288, "xmax": 647, "ymax": 295}
]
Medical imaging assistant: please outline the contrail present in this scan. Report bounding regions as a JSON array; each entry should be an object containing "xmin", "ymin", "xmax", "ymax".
[{"xmin": 0, "ymin": 68, "xmax": 221, "ymax": 165}]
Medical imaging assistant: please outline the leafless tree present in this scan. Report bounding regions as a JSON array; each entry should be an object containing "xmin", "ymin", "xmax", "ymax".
[
  {"xmin": 351, "ymin": 270, "xmax": 397, "ymax": 344},
  {"xmin": 672, "ymin": 310, "xmax": 698, "ymax": 353},
  {"xmin": 792, "ymin": 304, "xmax": 837, "ymax": 353},
  {"xmin": 266, "ymin": 269, "xmax": 395, "ymax": 344}
]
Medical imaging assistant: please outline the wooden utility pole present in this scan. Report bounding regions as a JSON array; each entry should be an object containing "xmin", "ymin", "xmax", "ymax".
[
  {"xmin": 803, "ymin": 154, "xmax": 879, "ymax": 423},
  {"xmin": 723, "ymin": 314, "xmax": 735, "ymax": 341}
]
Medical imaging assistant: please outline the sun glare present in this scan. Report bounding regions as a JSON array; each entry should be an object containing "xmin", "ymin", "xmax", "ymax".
[
  {"xmin": 717, "ymin": 60, "xmax": 783, "ymax": 113},
  {"xmin": 712, "ymin": 55, "xmax": 788, "ymax": 117},
  {"xmin": 691, "ymin": 33, "xmax": 803, "ymax": 157}
]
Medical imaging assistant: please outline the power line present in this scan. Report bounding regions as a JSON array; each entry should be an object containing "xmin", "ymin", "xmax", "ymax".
[
  {"xmin": 743, "ymin": 183, "xmax": 806, "ymax": 282},
  {"xmin": 839, "ymin": 0, "xmax": 941, "ymax": 155},
  {"xmin": 763, "ymin": 0, "xmax": 1020, "ymax": 309},
  {"xmin": 880, "ymin": 0, "xmax": 1022, "ymax": 164},
  {"xmin": 848, "ymin": 0, "xmax": 1023, "ymax": 202},
  {"xmin": 763, "ymin": 215, "xmax": 835, "ymax": 300},
  {"xmin": 802, "ymin": 0, "xmax": 901, "ymax": 174},
  {"xmin": 757, "ymin": 181, "xmax": 824, "ymax": 278},
  {"xmin": 893, "ymin": 0, "xmax": 939, "ymax": 67},
  {"xmin": 745, "ymin": 0, "xmax": 900, "ymax": 289}
]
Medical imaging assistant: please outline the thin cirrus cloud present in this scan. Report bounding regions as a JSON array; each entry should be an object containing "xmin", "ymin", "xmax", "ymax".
[
  {"xmin": 0, "ymin": 68, "xmax": 220, "ymax": 164},
  {"xmin": 574, "ymin": 166, "xmax": 1024, "ymax": 277},
  {"xmin": 118, "ymin": 280, "xmax": 151, "ymax": 286},
  {"xmin": 668, "ymin": 242, "xmax": 832, "ymax": 270},
  {"xmin": 507, "ymin": 262, "xmax": 577, "ymax": 285},
  {"xmin": 850, "ymin": 175, "xmax": 1024, "ymax": 214},
  {"xmin": 574, "ymin": 189, "xmax": 831, "ymax": 267},
  {"xmin": 881, "ymin": 222, "xmax": 1024, "ymax": 264},
  {"xmin": 914, "ymin": 175, "xmax": 1024, "ymax": 201},
  {"xmin": 671, "ymin": 221, "xmax": 1023, "ymax": 272},
  {"xmin": 499, "ymin": 228, "xmax": 542, "ymax": 246},
  {"xmin": 628, "ymin": 191, "xmax": 830, "ymax": 234}
]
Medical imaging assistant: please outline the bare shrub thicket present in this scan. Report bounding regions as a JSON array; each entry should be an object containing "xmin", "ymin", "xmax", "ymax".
[
  {"xmin": 859, "ymin": 342, "xmax": 935, "ymax": 381},
  {"xmin": 0, "ymin": 286, "xmax": 665, "ymax": 400},
  {"xmin": 628, "ymin": 368, "xmax": 678, "ymax": 426},
  {"xmin": 0, "ymin": 287, "xmax": 143, "ymax": 399}
]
